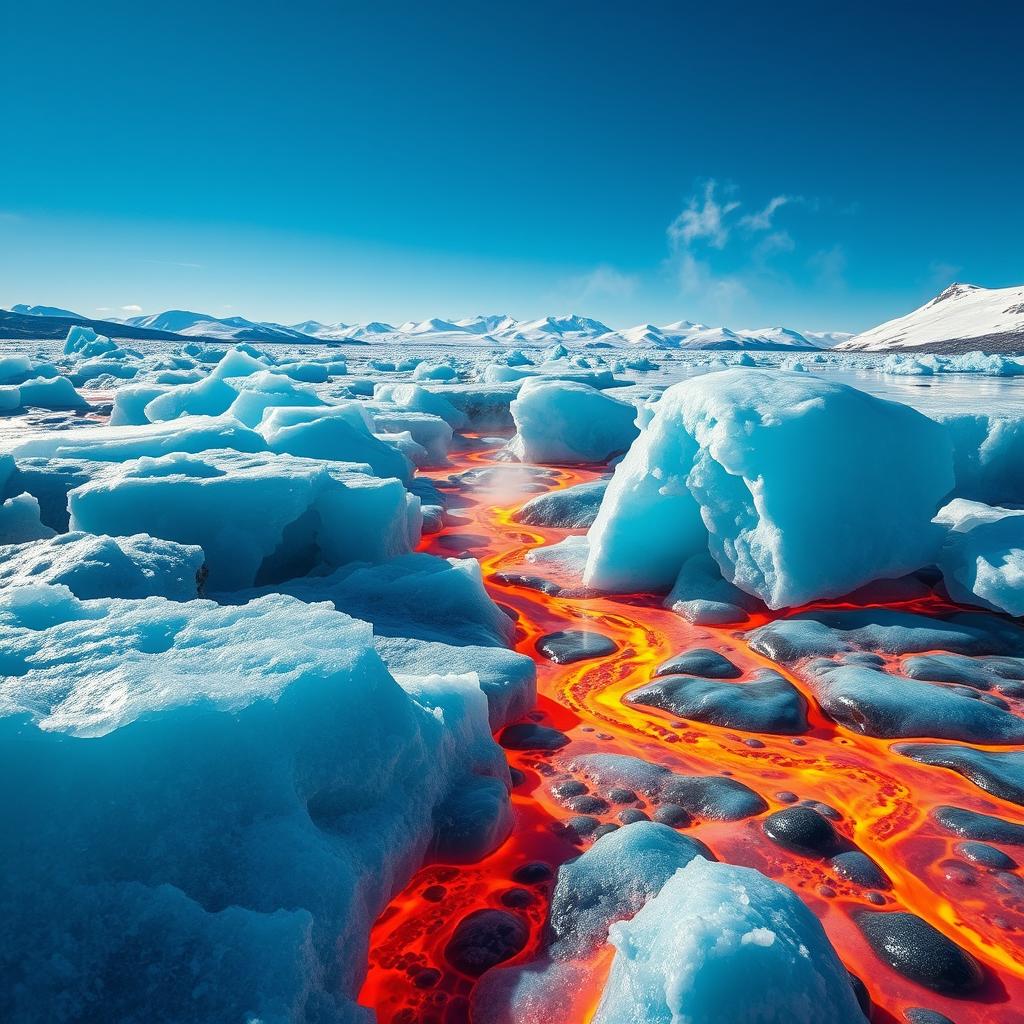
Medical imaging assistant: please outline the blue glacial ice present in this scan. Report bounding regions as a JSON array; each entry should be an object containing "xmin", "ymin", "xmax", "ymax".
[
  {"xmin": 592, "ymin": 857, "xmax": 865, "ymax": 1024},
  {"xmin": 584, "ymin": 369, "xmax": 954, "ymax": 607},
  {"xmin": 0, "ymin": 585, "xmax": 510, "ymax": 1023}
]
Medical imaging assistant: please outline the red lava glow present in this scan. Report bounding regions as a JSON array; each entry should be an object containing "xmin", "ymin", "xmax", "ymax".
[{"xmin": 360, "ymin": 444, "xmax": 1024, "ymax": 1024}]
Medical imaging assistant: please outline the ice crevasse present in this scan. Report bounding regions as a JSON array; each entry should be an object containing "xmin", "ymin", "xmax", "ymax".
[{"xmin": 584, "ymin": 369, "xmax": 955, "ymax": 608}]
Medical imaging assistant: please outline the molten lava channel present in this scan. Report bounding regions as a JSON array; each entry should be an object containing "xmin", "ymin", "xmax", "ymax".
[{"xmin": 360, "ymin": 445, "xmax": 1024, "ymax": 1024}]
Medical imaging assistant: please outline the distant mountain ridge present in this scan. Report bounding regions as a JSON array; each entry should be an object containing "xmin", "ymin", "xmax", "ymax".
[
  {"xmin": 839, "ymin": 283, "xmax": 1024, "ymax": 352},
  {"xmin": 2, "ymin": 303, "xmax": 847, "ymax": 350}
]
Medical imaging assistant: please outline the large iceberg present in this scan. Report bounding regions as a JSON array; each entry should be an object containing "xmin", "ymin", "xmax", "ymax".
[
  {"xmin": 0, "ymin": 585, "xmax": 510, "ymax": 1024},
  {"xmin": 584, "ymin": 369, "xmax": 954, "ymax": 608},
  {"xmin": 508, "ymin": 377, "xmax": 639, "ymax": 464},
  {"xmin": 592, "ymin": 858, "xmax": 865, "ymax": 1023}
]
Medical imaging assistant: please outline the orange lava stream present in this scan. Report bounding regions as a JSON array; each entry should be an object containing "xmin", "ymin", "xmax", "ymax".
[{"xmin": 360, "ymin": 445, "xmax": 1024, "ymax": 1024}]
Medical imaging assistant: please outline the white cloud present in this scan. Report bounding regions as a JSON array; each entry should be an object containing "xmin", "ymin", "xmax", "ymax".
[
  {"xmin": 121, "ymin": 304, "xmax": 143, "ymax": 313},
  {"xmin": 676, "ymin": 251, "xmax": 748, "ymax": 306},
  {"xmin": 667, "ymin": 180, "xmax": 740, "ymax": 251},
  {"xmin": 739, "ymin": 195, "xmax": 793, "ymax": 232}
]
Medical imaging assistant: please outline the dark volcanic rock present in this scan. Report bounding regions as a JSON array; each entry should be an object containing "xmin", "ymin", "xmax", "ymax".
[
  {"xmin": 444, "ymin": 909, "xmax": 529, "ymax": 976},
  {"xmin": 513, "ymin": 479, "xmax": 608, "ymax": 529},
  {"xmin": 499, "ymin": 722, "xmax": 570, "ymax": 751},
  {"xmin": 491, "ymin": 572, "xmax": 562, "ymax": 595},
  {"xmin": 905, "ymin": 1010, "xmax": 956, "ymax": 1024},
  {"xmin": 955, "ymin": 841, "xmax": 1017, "ymax": 870},
  {"xmin": 570, "ymin": 752, "xmax": 767, "ymax": 821},
  {"xmin": 659, "ymin": 774, "xmax": 768, "ymax": 821},
  {"xmin": 436, "ymin": 532, "xmax": 490, "ymax": 551},
  {"xmin": 802, "ymin": 662, "xmax": 1024, "ymax": 743},
  {"xmin": 897, "ymin": 744, "xmax": 1024, "ymax": 807},
  {"xmin": 854, "ymin": 910, "xmax": 984, "ymax": 995},
  {"xmin": 830, "ymin": 850, "xmax": 891, "ymax": 888},
  {"xmin": 763, "ymin": 806, "xmax": 842, "ymax": 857},
  {"xmin": 654, "ymin": 648, "xmax": 742, "ymax": 679},
  {"xmin": 629, "ymin": 669, "xmax": 808, "ymax": 735},
  {"xmin": 511, "ymin": 861, "xmax": 553, "ymax": 884},
  {"xmin": 652, "ymin": 803, "xmax": 691, "ymax": 827},
  {"xmin": 933, "ymin": 805, "xmax": 1024, "ymax": 845},
  {"xmin": 536, "ymin": 629, "xmax": 618, "ymax": 664},
  {"xmin": 746, "ymin": 609, "xmax": 1024, "ymax": 664}
]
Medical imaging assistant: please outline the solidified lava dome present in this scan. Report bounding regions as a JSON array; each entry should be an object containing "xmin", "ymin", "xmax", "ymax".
[{"xmin": 3, "ymin": 330, "xmax": 1024, "ymax": 1024}]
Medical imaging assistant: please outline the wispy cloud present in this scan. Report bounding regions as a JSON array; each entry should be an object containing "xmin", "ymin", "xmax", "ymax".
[
  {"xmin": 121, "ymin": 303, "xmax": 143, "ymax": 313},
  {"xmin": 667, "ymin": 180, "xmax": 739, "ymax": 250},
  {"xmin": 570, "ymin": 264, "xmax": 638, "ymax": 301},
  {"xmin": 928, "ymin": 259, "xmax": 961, "ymax": 287},
  {"xmin": 739, "ymin": 195, "xmax": 794, "ymax": 232}
]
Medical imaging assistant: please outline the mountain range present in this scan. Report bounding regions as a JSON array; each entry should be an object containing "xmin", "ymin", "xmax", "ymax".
[{"xmin": 5, "ymin": 283, "xmax": 1021, "ymax": 352}]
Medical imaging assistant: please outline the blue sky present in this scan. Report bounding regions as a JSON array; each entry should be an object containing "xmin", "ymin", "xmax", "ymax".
[{"xmin": 2, "ymin": 0, "xmax": 1022, "ymax": 332}]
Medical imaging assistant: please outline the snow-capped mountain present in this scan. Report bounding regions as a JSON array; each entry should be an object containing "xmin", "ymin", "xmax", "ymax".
[
  {"xmin": 11, "ymin": 303, "xmax": 82, "ymax": 318},
  {"xmin": 288, "ymin": 320, "xmax": 354, "ymax": 340},
  {"xmin": 839, "ymin": 283, "xmax": 1024, "ymax": 352},
  {"xmin": 501, "ymin": 314, "xmax": 612, "ymax": 340},
  {"xmin": 125, "ymin": 310, "xmax": 309, "ymax": 342},
  {"xmin": 803, "ymin": 330, "xmax": 854, "ymax": 349},
  {"xmin": 616, "ymin": 322, "xmax": 820, "ymax": 350},
  {"xmin": 4, "ymin": 301, "xmax": 847, "ymax": 351}
]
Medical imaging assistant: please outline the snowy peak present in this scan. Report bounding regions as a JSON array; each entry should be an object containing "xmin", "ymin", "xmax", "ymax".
[
  {"xmin": 11, "ymin": 303, "xmax": 82, "ymax": 318},
  {"xmin": 840, "ymin": 282, "xmax": 1024, "ymax": 352}
]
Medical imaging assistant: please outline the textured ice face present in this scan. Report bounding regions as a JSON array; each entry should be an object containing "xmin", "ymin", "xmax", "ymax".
[
  {"xmin": 584, "ymin": 369, "xmax": 955, "ymax": 607},
  {"xmin": 934, "ymin": 498, "xmax": 1024, "ymax": 616},
  {"xmin": 0, "ymin": 584, "xmax": 510, "ymax": 1022},
  {"xmin": 593, "ymin": 858, "xmax": 865, "ymax": 1024},
  {"xmin": 67, "ymin": 449, "xmax": 421, "ymax": 590},
  {"xmin": 508, "ymin": 377, "xmax": 639, "ymax": 465}
]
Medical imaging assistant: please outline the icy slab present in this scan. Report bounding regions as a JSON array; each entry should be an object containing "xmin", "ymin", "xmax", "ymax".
[
  {"xmin": 19, "ymin": 374, "xmax": 90, "ymax": 409},
  {"xmin": 939, "ymin": 412, "xmax": 1024, "ymax": 506},
  {"xmin": 513, "ymin": 479, "xmax": 608, "ymax": 528},
  {"xmin": 377, "ymin": 636, "xmax": 536, "ymax": 731},
  {"xmin": 934, "ymin": 499, "xmax": 1024, "ymax": 617},
  {"xmin": 593, "ymin": 858, "xmax": 865, "ymax": 1024},
  {"xmin": 508, "ymin": 378, "xmax": 639, "ymax": 465},
  {"xmin": 0, "ymin": 492, "xmax": 55, "ymax": 543},
  {"xmin": 0, "ymin": 532, "xmax": 204, "ymax": 600},
  {"xmin": 369, "ymin": 408, "xmax": 453, "ymax": 466},
  {"xmin": 428, "ymin": 382, "xmax": 521, "ymax": 431},
  {"xmin": 236, "ymin": 553, "xmax": 513, "ymax": 649},
  {"xmin": 374, "ymin": 381, "xmax": 468, "ymax": 429},
  {"xmin": 0, "ymin": 585, "xmax": 510, "ymax": 1023},
  {"xmin": 68, "ymin": 449, "xmax": 420, "ymax": 590},
  {"xmin": 258, "ymin": 405, "xmax": 413, "ymax": 483},
  {"xmin": 7, "ymin": 414, "xmax": 267, "ymax": 463},
  {"xmin": 584, "ymin": 369, "xmax": 954, "ymax": 607}
]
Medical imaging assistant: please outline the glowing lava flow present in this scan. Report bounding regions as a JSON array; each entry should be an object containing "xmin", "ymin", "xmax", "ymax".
[{"xmin": 361, "ymin": 446, "xmax": 1024, "ymax": 1024}]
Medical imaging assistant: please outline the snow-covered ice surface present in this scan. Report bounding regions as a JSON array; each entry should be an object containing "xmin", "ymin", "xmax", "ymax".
[{"xmin": 1, "ymin": 326, "xmax": 1024, "ymax": 1024}]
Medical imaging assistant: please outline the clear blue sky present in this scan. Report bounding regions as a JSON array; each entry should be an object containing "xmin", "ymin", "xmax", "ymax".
[{"xmin": 2, "ymin": 0, "xmax": 1022, "ymax": 332}]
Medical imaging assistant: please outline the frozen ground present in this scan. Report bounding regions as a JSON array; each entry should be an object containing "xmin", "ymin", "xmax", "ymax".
[{"xmin": 1, "ymin": 326, "xmax": 1023, "ymax": 1024}]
